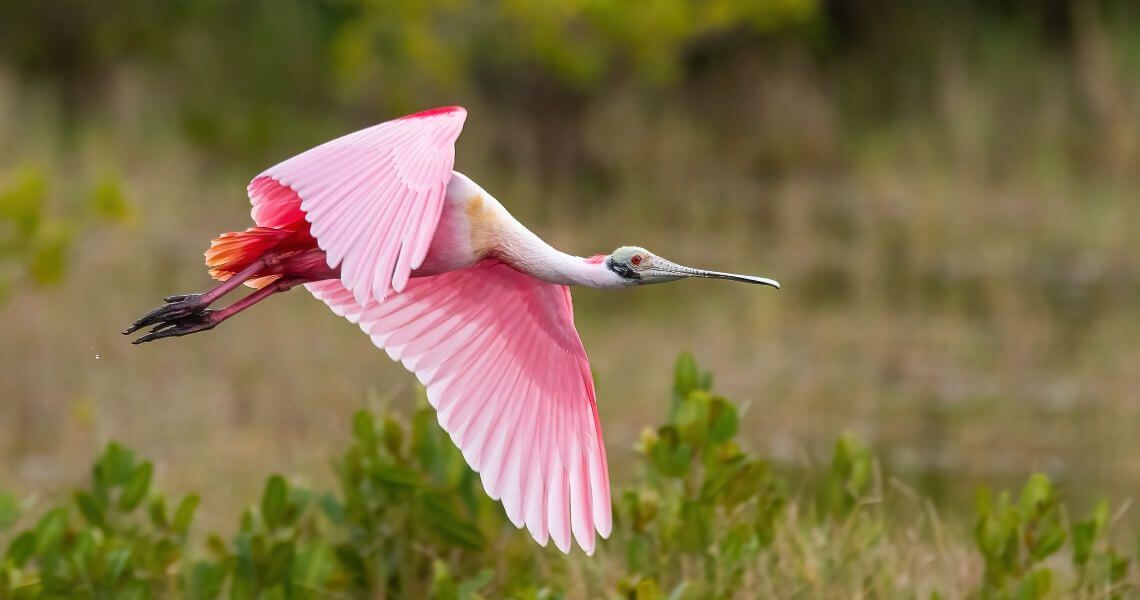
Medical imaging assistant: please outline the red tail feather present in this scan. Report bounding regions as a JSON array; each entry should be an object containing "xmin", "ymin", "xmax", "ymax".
[{"xmin": 204, "ymin": 219, "xmax": 317, "ymax": 289}]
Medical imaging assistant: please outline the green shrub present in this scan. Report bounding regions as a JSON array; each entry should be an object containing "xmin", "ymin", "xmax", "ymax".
[
  {"xmin": 0, "ymin": 354, "xmax": 1135, "ymax": 598},
  {"xmin": 617, "ymin": 353, "xmax": 787, "ymax": 597},
  {"xmin": 973, "ymin": 474, "xmax": 1133, "ymax": 599},
  {"xmin": 0, "ymin": 442, "xmax": 197, "ymax": 598}
]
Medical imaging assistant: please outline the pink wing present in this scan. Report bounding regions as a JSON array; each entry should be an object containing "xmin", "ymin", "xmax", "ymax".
[
  {"xmin": 247, "ymin": 106, "xmax": 467, "ymax": 305},
  {"xmin": 306, "ymin": 260, "xmax": 613, "ymax": 554}
]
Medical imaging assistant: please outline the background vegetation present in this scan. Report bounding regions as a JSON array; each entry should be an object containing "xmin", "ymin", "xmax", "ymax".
[
  {"xmin": 2, "ymin": 0, "xmax": 1139, "ymax": 595},
  {"xmin": 2, "ymin": 355, "xmax": 1134, "ymax": 597}
]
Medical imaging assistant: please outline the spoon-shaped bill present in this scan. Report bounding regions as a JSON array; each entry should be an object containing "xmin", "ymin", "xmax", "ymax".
[{"xmin": 651, "ymin": 257, "xmax": 780, "ymax": 288}]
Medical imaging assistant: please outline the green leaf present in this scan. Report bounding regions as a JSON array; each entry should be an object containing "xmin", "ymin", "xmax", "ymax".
[
  {"xmin": 698, "ymin": 371, "xmax": 714, "ymax": 391},
  {"xmin": 823, "ymin": 434, "xmax": 872, "ymax": 517},
  {"xmin": 1071, "ymin": 521, "xmax": 1095, "ymax": 567},
  {"xmin": 675, "ymin": 390, "xmax": 711, "ymax": 447},
  {"xmin": 262, "ymin": 542, "xmax": 294, "ymax": 586},
  {"xmin": 149, "ymin": 496, "xmax": 169, "ymax": 529},
  {"xmin": 206, "ymin": 535, "xmax": 228, "ymax": 559},
  {"xmin": 335, "ymin": 545, "xmax": 368, "ymax": 589},
  {"xmin": 974, "ymin": 513, "xmax": 1010, "ymax": 563},
  {"xmin": 97, "ymin": 442, "xmax": 137, "ymax": 487},
  {"xmin": 1014, "ymin": 567, "xmax": 1052, "ymax": 600},
  {"xmin": 381, "ymin": 416, "xmax": 405, "ymax": 457},
  {"xmin": 674, "ymin": 352, "xmax": 698, "ymax": 398},
  {"xmin": 677, "ymin": 501, "xmax": 710, "ymax": 551},
  {"xmin": 669, "ymin": 580, "xmax": 709, "ymax": 600},
  {"xmin": 261, "ymin": 475, "xmax": 288, "ymax": 530},
  {"xmin": 173, "ymin": 493, "xmax": 200, "ymax": 535},
  {"xmin": 74, "ymin": 491, "xmax": 107, "ymax": 529},
  {"xmin": 352, "ymin": 411, "xmax": 375, "ymax": 448},
  {"xmin": 1030, "ymin": 527, "xmax": 1065, "ymax": 561},
  {"xmin": 239, "ymin": 508, "xmax": 255, "ymax": 532},
  {"xmin": 33, "ymin": 508, "xmax": 67, "ymax": 554},
  {"xmin": 6, "ymin": 531, "xmax": 36, "ymax": 567},
  {"xmin": 1108, "ymin": 550, "xmax": 1130, "ymax": 583},
  {"xmin": 118, "ymin": 461, "xmax": 153, "ymax": 511},
  {"xmin": 1019, "ymin": 474, "xmax": 1052, "ymax": 516},
  {"xmin": 105, "ymin": 547, "xmax": 133, "ymax": 582},
  {"xmin": 457, "ymin": 568, "xmax": 495, "ymax": 599},
  {"xmin": 649, "ymin": 426, "xmax": 692, "ymax": 478},
  {"xmin": 707, "ymin": 396, "xmax": 739, "ymax": 443},
  {"xmin": 412, "ymin": 406, "xmax": 442, "ymax": 478},
  {"xmin": 634, "ymin": 576, "xmax": 664, "ymax": 600},
  {"xmin": 721, "ymin": 461, "xmax": 774, "ymax": 508},
  {"xmin": 187, "ymin": 561, "xmax": 226, "ymax": 600},
  {"xmin": 72, "ymin": 528, "xmax": 96, "ymax": 564},
  {"xmin": 154, "ymin": 538, "xmax": 180, "ymax": 569},
  {"xmin": 229, "ymin": 568, "xmax": 256, "ymax": 600},
  {"xmin": 294, "ymin": 543, "xmax": 334, "ymax": 589},
  {"xmin": 1091, "ymin": 499, "xmax": 1109, "ymax": 534},
  {"xmin": 432, "ymin": 560, "xmax": 459, "ymax": 599},
  {"xmin": 371, "ymin": 466, "xmax": 422, "ymax": 488},
  {"xmin": 318, "ymin": 493, "xmax": 345, "ymax": 525},
  {"xmin": 626, "ymin": 535, "xmax": 651, "ymax": 572}
]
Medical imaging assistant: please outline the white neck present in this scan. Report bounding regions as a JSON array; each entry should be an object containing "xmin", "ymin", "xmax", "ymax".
[
  {"xmin": 448, "ymin": 172, "xmax": 628, "ymax": 289},
  {"xmin": 496, "ymin": 222, "xmax": 625, "ymax": 289}
]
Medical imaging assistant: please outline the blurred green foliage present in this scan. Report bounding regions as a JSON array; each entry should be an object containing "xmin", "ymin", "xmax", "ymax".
[
  {"xmin": 0, "ymin": 0, "xmax": 818, "ymax": 161},
  {"xmin": 0, "ymin": 166, "xmax": 130, "ymax": 303},
  {"xmin": 0, "ymin": 355, "xmax": 1134, "ymax": 597}
]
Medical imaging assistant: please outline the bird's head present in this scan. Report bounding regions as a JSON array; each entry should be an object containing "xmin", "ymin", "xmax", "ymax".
[{"xmin": 602, "ymin": 246, "xmax": 780, "ymax": 289}]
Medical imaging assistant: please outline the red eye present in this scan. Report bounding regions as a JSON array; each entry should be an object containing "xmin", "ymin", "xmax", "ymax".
[{"xmin": 630, "ymin": 255, "xmax": 642, "ymax": 266}]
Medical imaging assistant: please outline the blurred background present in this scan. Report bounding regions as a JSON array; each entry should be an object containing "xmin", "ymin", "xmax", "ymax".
[{"xmin": 1, "ymin": 0, "xmax": 1137, "ymax": 532}]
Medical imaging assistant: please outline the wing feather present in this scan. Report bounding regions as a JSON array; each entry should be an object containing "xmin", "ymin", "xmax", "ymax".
[
  {"xmin": 305, "ymin": 259, "xmax": 611, "ymax": 554},
  {"xmin": 497, "ymin": 371, "xmax": 537, "ymax": 527},
  {"xmin": 248, "ymin": 106, "xmax": 466, "ymax": 304}
]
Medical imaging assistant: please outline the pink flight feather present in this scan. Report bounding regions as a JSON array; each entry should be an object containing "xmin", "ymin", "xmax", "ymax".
[{"xmin": 306, "ymin": 262, "xmax": 612, "ymax": 554}]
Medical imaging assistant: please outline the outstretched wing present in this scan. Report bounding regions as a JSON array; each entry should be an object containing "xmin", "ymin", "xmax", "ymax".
[
  {"xmin": 247, "ymin": 106, "xmax": 467, "ymax": 305},
  {"xmin": 306, "ymin": 260, "xmax": 613, "ymax": 554}
]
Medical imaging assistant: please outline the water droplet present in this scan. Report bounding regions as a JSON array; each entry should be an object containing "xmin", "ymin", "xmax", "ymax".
[{"xmin": 95, "ymin": 354, "xmax": 101, "ymax": 360}]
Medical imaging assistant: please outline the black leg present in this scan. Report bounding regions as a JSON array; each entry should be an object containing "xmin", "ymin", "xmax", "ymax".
[
  {"xmin": 127, "ymin": 277, "xmax": 301, "ymax": 344},
  {"xmin": 123, "ymin": 260, "xmax": 265, "ymax": 336}
]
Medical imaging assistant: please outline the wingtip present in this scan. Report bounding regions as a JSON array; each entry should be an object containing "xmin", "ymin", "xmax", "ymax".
[
  {"xmin": 576, "ymin": 529, "xmax": 597, "ymax": 555},
  {"xmin": 400, "ymin": 105, "xmax": 467, "ymax": 121},
  {"xmin": 527, "ymin": 520, "xmax": 549, "ymax": 548}
]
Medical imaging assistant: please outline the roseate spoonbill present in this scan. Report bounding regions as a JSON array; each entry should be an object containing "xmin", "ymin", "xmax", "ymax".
[{"xmin": 124, "ymin": 106, "xmax": 779, "ymax": 554}]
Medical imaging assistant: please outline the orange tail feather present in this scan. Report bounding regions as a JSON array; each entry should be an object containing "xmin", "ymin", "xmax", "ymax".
[{"xmin": 204, "ymin": 227, "xmax": 294, "ymax": 289}]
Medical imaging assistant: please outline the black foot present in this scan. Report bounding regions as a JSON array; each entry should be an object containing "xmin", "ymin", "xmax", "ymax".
[
  {"xmin": 129, "ymin": 311, "xmax": 218, "ymax": 344},
  {"xmin": 123, "ymin": 294, "xmax": 206, "ymax": 336}
]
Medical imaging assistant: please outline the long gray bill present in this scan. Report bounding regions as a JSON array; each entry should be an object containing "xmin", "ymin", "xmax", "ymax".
[{"xmin": 657, "ymin": 259, "xmax": 780, "ymax": 288}]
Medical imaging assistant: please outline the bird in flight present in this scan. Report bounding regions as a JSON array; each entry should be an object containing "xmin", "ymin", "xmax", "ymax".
[{"xmin": 124, "ymin": 106, "xmax": 779, "ymax": 554}]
